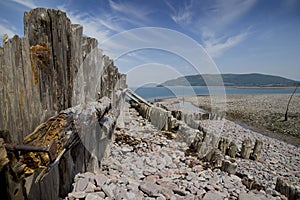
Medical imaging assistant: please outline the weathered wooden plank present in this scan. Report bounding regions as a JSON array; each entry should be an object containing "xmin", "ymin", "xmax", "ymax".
[{"xmin": 0, "ymin": 8, "xmax": 127, "ymax": 199}]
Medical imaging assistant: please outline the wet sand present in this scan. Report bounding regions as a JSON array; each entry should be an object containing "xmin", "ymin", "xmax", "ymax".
[{"xmin": 181, "ymin": 94, "xmax": 300, "ymax": 146}]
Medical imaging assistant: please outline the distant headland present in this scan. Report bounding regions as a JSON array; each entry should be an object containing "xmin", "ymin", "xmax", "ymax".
[{"xmin": 159, "ymin": 73, "xmax": 300, "ymax": 87}]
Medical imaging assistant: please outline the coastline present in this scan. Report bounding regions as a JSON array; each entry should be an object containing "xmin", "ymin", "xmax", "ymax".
[
  {"xmin": 68, "ymin": 101, "xmax": 300, "ymax": 199},
  {"xmin": 155, "ymin": 85, "xmax": 299, "ymax": 89},
  {"xmin": 159, "ymin": 93, "xmax": 300, "ymax": 146}
]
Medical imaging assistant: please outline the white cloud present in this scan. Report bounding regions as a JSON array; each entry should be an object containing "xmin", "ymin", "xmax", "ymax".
[
  {"xmin": 0, "ymin": 18, "xmax": 19, "ymax": 42},
  {"xmin": 164, "ymin": 0, "xmax": 254, "ymax": 58},
  {"xmin": 207, "ymin": 0, "xmax": 256, "ymax": 28},
  {"xmin": 204, "ymin": 32, "xmax": 248, "ymax": 57},
  {"xmin": 57, "ymin": 5, "xmax": 122, "ymax": 43},
  {"xmin": 0, "ymin": 24, "xmax": 15, "ymax": 38},
  {"xmin": 11, "ymin": 0, "xmax": 37, "ymax": 9},
  {"xmin": 170, "ymin": 1, "xmax": 193, "ymax": 25},
  {"xmin": 195, "ymin": 0, "xmax": 255, "ymax": 57},
  {"xmin": 108, "ymin": 0, "xmax": 152, "ymax": 26}
]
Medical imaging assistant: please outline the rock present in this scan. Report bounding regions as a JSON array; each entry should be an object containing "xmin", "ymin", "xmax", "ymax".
[
  {"xmin": 95, "ymin": 174, "xmax": 108, "ymax": 187},
  {"xmin": 144, "ymin": 175, "xmax": 159, "ymax": 183},
  {"xmin": 85, "ymin": 182, "xmax": 96, "ymax": 193},
  {"xmin": 197, "ymin": 189, "xmax": 206, "ymax": 197},
  {"xmin": 173, "ymin": 189, "xmax": 186, "ymax": 196},
  {"xmin": 226, "ymin": 141, "xmax": 238, "ymax": 158},
  {"xmin": 156, "ymin": 194, "xmax": 166, "ymax": 200},
  {"xmin": 161, "ymin": 187, "xmax": 174, "ymax": 199},
  {"xmin": 139, "ymin": 182, "xmax": 161, "ymax": 197},
  {"xmin": 238, "ymin": 192, "xmax": 260, "ymax": 200},
  {"xmin": 205, "ymin": 184, "xmax": 215, "ymax": 191},
  {"xmin": 75, "ymin": 178, "xmax": 89, "ymax": 191},
  {"xmin": 121, "ymin": 146, "xmax": 133, "ymax": 153},
  {"xmin": 86, "ymin": 193, "xmax": 103, "ymax": 200},
  {"xmin": 187, "ymin": 185, "xmax": 198, "ymax": 194},
  {"xmin": 126, "ymin": 192, "xmax": 136, "ymax": 200},
  {"xmin": 114, "ymin": 188, "xmax": 129, "ymax": 199},
  {"xmin": 68, "ymin": 191, "xmax": 87, "ymax": 199},
  {"xmin": 250, "ymin": 139, "xmax": 263, "ymax": 161},
  {"xmin": 241, "ymin": 138, "xmax": 252, "ymax": 159},
  {"xmin": 230, "ymin": 174, "xmax": 241, "ymax": 182},
  {"xmin": 212, "ymin": 184, "xmax": 222, "ymax": 191},
  {"xmin": 202, "ymin": 191, "xmax": 224, "ymax": 200},
  {"xmin": 94, "ymin": 192, "xmax": 106, "ymax": 198},
  {"xmin": 101, "ymin": 185, "xmax": 114, "ymax": 198},
  {"xmin": 224, "ymin": 182, "xmax": 234, "ymax": 190}
]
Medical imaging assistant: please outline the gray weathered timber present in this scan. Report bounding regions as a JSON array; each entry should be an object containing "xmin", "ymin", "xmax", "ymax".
[
  {"xmin": 275, "ymin": 177, "xmax": 300, "ymax": 200},
  {"xmin": 0, "ymin": 8, "xmax": 127, "ymax": 200},
  {"xmin": 218, "ymin": 137, "xmax": 230, "ymax": 155},
  {"xmin": 250, "ymin": 139, "xmax": 263, "ymax": 161},
  {"xmin": 226, "ymin": 141, "xmax": 238, "ymax": 158},
  {"xmin": 241, "ymin": 138, "xmax": 252, "ymax": 159},
  {"xmin": 0, "ymin": 8, "xmax": 126, "ymax": 144}
]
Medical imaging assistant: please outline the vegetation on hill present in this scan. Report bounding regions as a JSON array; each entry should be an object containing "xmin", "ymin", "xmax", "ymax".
[{"xmin": 160, "ymin": 73, "xmax": 300, "ymax": 87}]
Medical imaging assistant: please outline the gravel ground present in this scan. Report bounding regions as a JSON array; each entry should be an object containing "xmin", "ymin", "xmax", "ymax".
[
  {"xmin": 198, "ymin": 119, "xmax": 300, "ymax": 191},
  {"xmin": 66, "ymin": 102, "xmax": 299, "ymax": 200},
  {"xmin": 182, "ymin": 94, "xmax": 300, "ymax": 145}
]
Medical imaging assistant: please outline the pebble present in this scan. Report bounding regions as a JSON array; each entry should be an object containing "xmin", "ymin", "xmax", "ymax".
[
  {"xmin": 66, "ymin": 102, "xmax": 297, "ymax": 200},
  {"xmin": 202, "ymin": 191, "xmax": 224, "ymax": 200},
  {"xmin": 85, "ymin": 193, "xmax": 102, "ymax": 200}
]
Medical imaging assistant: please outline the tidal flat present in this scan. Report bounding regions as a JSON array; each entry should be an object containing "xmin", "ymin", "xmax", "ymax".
[{"xmin": 183, "ymin": 94, "xmax": 300, "ymax": 146}]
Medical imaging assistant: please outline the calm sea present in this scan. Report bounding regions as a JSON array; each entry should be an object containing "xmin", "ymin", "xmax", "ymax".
[{"xmin": 131, "ymin": 86, "xmax": 300, "ymax": 101}]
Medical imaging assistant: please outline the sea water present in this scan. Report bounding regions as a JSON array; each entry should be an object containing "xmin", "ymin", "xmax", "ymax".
[{"xmin": 131, "ymin": 86, "xmax": 300, "ymax": 101}]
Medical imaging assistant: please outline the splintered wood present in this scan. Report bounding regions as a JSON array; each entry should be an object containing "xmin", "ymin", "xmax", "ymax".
[{"xmin": 19, "ymin": 113, "xmax": 73, "ymax": 176}]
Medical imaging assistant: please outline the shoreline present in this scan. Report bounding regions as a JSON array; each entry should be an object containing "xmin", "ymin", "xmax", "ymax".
[
  {"xmin": 158, "ymin": 93, "xmax": 300, "ymax": 146},
  {"xmin": 67, "ymin": 102, "xmax": 300, "ymax": 199},
  {"xmin": 154, "ymin": 85, "xmax": 300, "ymax": 89}
]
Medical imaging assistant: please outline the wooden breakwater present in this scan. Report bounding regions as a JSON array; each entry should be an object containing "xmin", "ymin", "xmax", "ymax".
[{"xmin": 0, "ymin": 8, "xmax": 126, "ymax": 199}]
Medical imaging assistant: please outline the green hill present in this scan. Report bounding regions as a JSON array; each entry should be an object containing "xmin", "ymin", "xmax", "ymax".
[{"xmin": 160, "ymin": 73, "xmax": 300, "ymax": 87}]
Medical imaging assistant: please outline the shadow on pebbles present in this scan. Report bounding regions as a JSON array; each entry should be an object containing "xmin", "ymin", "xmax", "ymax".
[{"xmin": 66, "ymin": 103, "xmax": 297, "ymax": 200}]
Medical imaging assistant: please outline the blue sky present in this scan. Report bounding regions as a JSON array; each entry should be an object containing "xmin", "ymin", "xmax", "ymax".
[{"xmin": 0, "ymin": 0, "xmax": 299, "ymax": 86}]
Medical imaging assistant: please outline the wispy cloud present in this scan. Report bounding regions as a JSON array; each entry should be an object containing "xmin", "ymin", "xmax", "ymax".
[
  {"xmin": 108, "ymin": 0, "xmax": 152, "ymax": 26},
  {"xmin": 209, "ymin": 0, "xmax": 256, "ymax": 26},
  {"xmin": 203, "ymin": 31, "xmax": 248, "ymax": 57},
  {"xmin": 0, "ymin": 18, "xmax": 18, "ymax": 40},
  {"xmin": 11, "ymin": 0, "xmax": 37, "ymax": 9},
  {"xmin": 166, "ymin": 0, "xmax": 193, "ymax": 25},
  {"xmin": 0, "ymin": 24, "xmax": 15, "ymax": 38},
  {"xmin": 198, "ymin": 0, "xmax": 255, "ymax": 57},
  {"xmin": 57, "ymin": 0, "xmax": 155, "ymax": 44},
  {"xmin": 164, "ymin": 0, "xmax": 255, "ymax": 57},
  {"xmin": 57, "ymin": 4, "xmax": 123, "ymax": 43}
]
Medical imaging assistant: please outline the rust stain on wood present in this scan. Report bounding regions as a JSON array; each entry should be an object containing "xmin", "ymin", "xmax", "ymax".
[
  {"xmin": 29, "ymin": 43, "xmax": 50, "ymax": 86},
  {"xmin": 19, "ymin": 89, "xmax": 24, "ymax": 108},
  {"xmin": 19, "ymin": 113, "xmax": 69, "ymax": 176}
]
